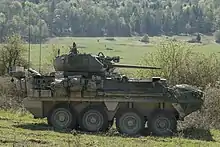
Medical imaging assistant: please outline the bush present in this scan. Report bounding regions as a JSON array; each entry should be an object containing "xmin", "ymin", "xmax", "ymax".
[
  {"xmin": 0, "ymin": 76, "xmax": 24, "ymax": 110},
  {"xmin": 179, "ymin": 84, "xmax": 220, "ymax": 130},
  {"xmin": 140, "ymin": 34, "xmax": 149, "ymax": 43},
  {"xmin": 137, "ymin": 40, "xmax": 220, "ymax": 89},
  {"xmin": 0, "ymin": 34, "xmax": 29, "ymax": 110},
  {"xmin": 105, "ymin": 37, "xmax": 116, "ymax": 41},
  {"xmin": 214, "ymin": 30, "xmax": 220, "ymax": 43}
]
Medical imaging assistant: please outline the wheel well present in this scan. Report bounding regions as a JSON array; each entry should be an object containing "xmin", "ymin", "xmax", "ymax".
[
  {"xmin": 174, "ymin": 109, "xmax": 180, "ymax": 120},
  {"xmin": 115, "ymin": 103, "xmax": 141, "ymax": 118},
  {"xmin": 148, "ymin": 108, "xmax": 179, "ymax": 120},
  {"xmin": 44, "ymin": 102, "xmax": 73, "ymax": 118},
  {"xmin": 53, "ymin": 102, "xmax": 71, "ymax": 108},
  {"xmin": 115, "ymin": 107, "xmax": 142, "ymax": 117},
  {"xmin": 44, "ymin": 101, "xmax": 107, "ymax": 116}
]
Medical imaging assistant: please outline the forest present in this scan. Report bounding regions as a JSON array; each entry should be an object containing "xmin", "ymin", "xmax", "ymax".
[{"xmin": 0, "ymin": 0, "xmax": 219, "ymax": 43}]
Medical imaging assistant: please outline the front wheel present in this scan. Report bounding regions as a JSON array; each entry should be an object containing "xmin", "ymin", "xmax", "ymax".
[{"xmin": 148, "ymin": 110, "xmax": 177, "ymax": 136}]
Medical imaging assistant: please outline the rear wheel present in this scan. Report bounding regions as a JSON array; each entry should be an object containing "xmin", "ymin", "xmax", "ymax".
[
  {"xmin": 48, "ymin": 105, "xmax": 77, "ymax": 130},
  {"xmin": 78, "ymin": 105, "xmax": 109, "ymax": 132},
  {"xmin": 148, "ymin": 110, "xmax": 177, "ymax": 136},
  {"xmin": 116, "ymin": 109, "xmax": 145, "ymax": 136}
]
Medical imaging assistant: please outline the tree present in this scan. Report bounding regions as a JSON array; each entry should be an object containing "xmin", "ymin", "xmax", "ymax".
[
  {"xmin": 196, "ymin": 33, "xmax": 201, "ymax": 42},
  {"xmin": 0, "ymin": 0, "xmax": 218, "ymax": 41},
  {"xmin": 140, "ymin": 34, "xmax": 149, "ymax": 43},
  {"xmin": 0, "ymin": 34, "xmax": 27, "ymax": 75},
  {"xmin": 214, "ymin": 30, "xmax": 220, "ymax": 43},
  {"xmin": 185, "ymin": 23, "xmax": 192, "ymax": 35}
]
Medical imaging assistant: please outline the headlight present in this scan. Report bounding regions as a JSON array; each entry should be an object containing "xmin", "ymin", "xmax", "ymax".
[{"xmin": 192, "ymin": 90, "xmax": 203, "ymax": 99}]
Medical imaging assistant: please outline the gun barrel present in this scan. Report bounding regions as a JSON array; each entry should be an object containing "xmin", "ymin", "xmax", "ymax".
[{"xmin": 112, "ymin": 64, "xmax": 161, "ymax": 69}]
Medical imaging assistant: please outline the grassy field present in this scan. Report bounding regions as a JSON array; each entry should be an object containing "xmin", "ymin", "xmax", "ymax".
[
  {"xmin": 26, "ymin": 35, "xmax": 220, "ymax": 73},
  {"xmin": 0, "ymin": 109, "xmax": 220, "ymax": 147},
  {"xmin": 1, "ymin": 35, "xmax": 220, "ymax": 146}
]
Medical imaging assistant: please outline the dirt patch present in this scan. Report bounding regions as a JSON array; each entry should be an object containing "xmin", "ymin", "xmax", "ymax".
[
  {"xmin": 105, "ymin": 38, "xmax": 116, "ymax": 41},
  {"xmin": 0, "ymin": 139, "xmax": 18, "ymax": 144},
  {"xmin": 28, "ymin": 138, "xmax": 49, "ymax": 144},
  {"xmin": 0, "ymin": 116, "xmax": 11, "ymax": 121},
  {"xmin": 116, "ymin": 43, "xmax": 153, "ymax": 47}
]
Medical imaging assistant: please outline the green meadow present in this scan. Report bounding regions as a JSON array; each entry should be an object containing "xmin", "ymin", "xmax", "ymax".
[{"xmin": 26, "ymin": 35, "xmax": 220, "ymax": 72}]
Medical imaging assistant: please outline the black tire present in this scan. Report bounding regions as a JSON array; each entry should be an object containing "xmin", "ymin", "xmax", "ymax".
[
  {"xmin": 116, "ymin": 108, "xmax": 145, "ymax": 136},
  {"xmin": 148, "ymin": 110, "xmax": 177, "ymax": 136},
  {"xmin": 78, "ymin": 105, "xmax": 109, "ymax": 132},
  {"xmin": 47, "ymin": 105, "xmax": 77, "ymax": 130}
]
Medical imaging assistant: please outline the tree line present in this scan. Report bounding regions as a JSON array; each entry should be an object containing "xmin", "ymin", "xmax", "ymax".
[{"xmin": 0, "ymin": 0, "xmax": 220, "ymax": 43}]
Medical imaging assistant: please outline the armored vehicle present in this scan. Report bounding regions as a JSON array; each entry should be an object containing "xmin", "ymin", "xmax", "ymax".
[{"xmin": 10, "ymin": 44, "xmax": 204, "ymax": 136}]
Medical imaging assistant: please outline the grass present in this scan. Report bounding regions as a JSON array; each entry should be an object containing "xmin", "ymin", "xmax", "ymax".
[{"xmin": 0, "ymin": 109, "xmax": 220, "ymax": 146}]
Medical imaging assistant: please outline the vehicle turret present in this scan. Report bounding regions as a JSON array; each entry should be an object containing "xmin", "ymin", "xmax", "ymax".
[{"xmin": 53, "ymin": 45, "xmax": 160, "ymax": 78}]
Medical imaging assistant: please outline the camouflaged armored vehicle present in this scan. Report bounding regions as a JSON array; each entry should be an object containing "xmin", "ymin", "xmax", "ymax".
[{"xmin": 9, "ymin": 44, "xmax": 204, "ymax": 136}]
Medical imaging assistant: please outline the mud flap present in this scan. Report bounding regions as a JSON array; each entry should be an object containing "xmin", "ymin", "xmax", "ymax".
[
  {"xmin": 172, "ymin": 103, "xmax": 186, "ymax": 120},
  {"xmin": 172, "ymin": 101, "xmax": 203, "ymax": 121},
  {"xmin": 23, "ymin": 98, "xmax": 43, "ymax": 118}
]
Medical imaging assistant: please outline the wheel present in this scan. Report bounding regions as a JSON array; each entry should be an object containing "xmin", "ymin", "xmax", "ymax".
[
  {"xmin": 116, "ymin": 109, "xmax": 145, "ymax": 136},
  {"xmin": 147, "ymin": 110, "xmax": 177, "ymax": 136},
  {"xmin": 78, "ymin": 105, "xmax": 109, "ymax": 132},
  {"xmin": 48, "ymin": 105, "xmax": 77, "ymax": 130}
]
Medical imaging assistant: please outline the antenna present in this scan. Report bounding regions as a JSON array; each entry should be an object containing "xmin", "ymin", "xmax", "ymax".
[
  {"xmin": 39, "ymin": 19, "xmax": 42, "ymax": 73},
  {"xmin": 28, "ymin": 5, "xmax": 31, "ymax": 71}
]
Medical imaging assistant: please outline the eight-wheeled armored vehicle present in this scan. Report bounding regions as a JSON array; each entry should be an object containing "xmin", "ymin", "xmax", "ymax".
[{"xmin": 9, "ymin": 44, "xmax": 204, "ymax": 136}]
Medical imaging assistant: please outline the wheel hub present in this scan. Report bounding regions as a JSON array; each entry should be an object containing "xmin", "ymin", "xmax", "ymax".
[
  {"xmin": 83, "ymin": 111, "xmax": 104, "ymax": 131},
  {"xmin": 58, "ymin": 114, "xmax": 66, "ymax": 122},
  {"xmin": 54, "ymin": 110, "xmax": 70, "ymax": 127},
  {"xmin": 127, "ymin": 119, "xmax": 135, "ymax": 127},
  {"xmin": 155, "ymin": 117, "xmax": 170, "ymax": 130},
  {"xmin": 158, "ymin": 121, "xmax": 166, "ymax": 128},
  {"xmin": 89, "ymin": 116, "xmax": 98, "ymax": 124},
  {"xmin": 118, "ymin": 112, "xmax": 143, "ymax": 135}
]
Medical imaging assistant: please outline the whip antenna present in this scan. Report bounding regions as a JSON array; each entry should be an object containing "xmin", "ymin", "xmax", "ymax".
[
  {"xmin": 28, "ymin": 4, "xmax": 31, "ymax": 71},
  {"xmin": 39, "ymin": 19, "xmax": 42, "ymax": 73}
]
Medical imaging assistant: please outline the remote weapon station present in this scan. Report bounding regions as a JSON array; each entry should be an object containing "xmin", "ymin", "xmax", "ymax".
[{"xmin": 10, "ymin": 42, "xmax": 203, "ymax": 136}]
